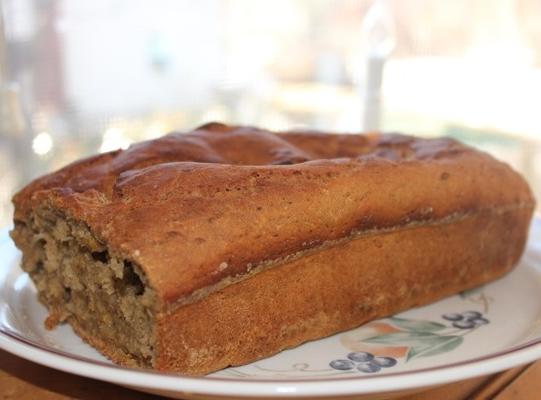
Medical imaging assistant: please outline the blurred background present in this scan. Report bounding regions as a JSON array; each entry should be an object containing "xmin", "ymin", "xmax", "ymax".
[{"xmin": 1, "ymin": 0, "xmax": 540, "ymax": 227}]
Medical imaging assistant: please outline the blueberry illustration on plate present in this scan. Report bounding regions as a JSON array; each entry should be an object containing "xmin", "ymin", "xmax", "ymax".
[
  {"xmin": 329, "ymin": 359, "xmax": 355, "ymax": 370},
  {"xmin": 452, "ymin": 320, "xmax": 476, "ymax": 329},
  {"xmin": 347, "ymin": 351, "xmax": 374, "ymax": 363},
  {"xmin": 462, "ymin": 311, "xmax": 483, "ymax": 320},
  {"xmin": 373, "ymin": 356, "xmax": 397, "ymax": 368},
  {"xmin": 443, "ymin": 311, "xmax": 489, "ymax": 329},
  {"xmin": 442, "ymin": 312, "xmax": 463, "ymax": 321},
  {"xmin": 332, "ymin": 351, "xmax": 398, "ymax": 374},
  {"xmin": 474, "ymin": 317, "xmax": 490, "ymax": 325},
  {"xmin": 357, "ymin": 362, "xmax": 381, "ymax": 373}
]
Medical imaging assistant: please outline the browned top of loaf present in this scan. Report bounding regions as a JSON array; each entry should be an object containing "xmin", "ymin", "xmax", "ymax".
[{"xmin": 12, "ymin": 123, "xmax": 535, "ymax": 306}]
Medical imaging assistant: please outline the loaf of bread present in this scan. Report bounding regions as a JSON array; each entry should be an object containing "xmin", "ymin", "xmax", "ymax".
[{"xmin": 10, "ymin": 123, "xmax": 535, "ymax": 375}]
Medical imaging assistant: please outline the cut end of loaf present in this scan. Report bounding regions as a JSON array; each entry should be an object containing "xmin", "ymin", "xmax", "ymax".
[{"xmin": 10, "ymin": 206, "xmax": 157, "ymax": 368}]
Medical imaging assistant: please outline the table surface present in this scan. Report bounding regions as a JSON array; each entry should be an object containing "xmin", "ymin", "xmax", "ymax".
[{"xmin": 2, "ymin": 349, "xmax": 541, "ymax": 400}]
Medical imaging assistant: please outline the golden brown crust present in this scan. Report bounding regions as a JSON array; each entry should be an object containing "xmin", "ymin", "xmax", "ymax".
[
  {"xmin": 154, "ymin": 206, "xmax": 532, "ymax": 374},
  {"xmin": 12, "ymin": 123, "xmax": 535, "ymax": 307}
]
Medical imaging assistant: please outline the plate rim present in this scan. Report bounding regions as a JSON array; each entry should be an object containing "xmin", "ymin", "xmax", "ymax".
[{"xmin": 1, "ymin": 219, "xmax": 541, "ymax": 397}]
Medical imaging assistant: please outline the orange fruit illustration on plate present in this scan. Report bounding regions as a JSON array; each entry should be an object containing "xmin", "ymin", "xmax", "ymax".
[{"xmin": 340, "ymin": 321, "xmax": 409, "ymax": 359}]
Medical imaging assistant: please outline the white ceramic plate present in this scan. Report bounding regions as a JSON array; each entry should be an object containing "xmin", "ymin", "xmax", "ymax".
[{"xmin": 1, "ymin": 218, "xmax": 541, "ymax": 399}]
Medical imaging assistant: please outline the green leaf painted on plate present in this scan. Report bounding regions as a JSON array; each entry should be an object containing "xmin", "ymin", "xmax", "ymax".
[
  {"xmin": 362, "ymin": 331, "xmax": 444, "ymax": 347},
  {"xmin": 406, "ymin": 335, "xmax": 464, "ymax": 361},
  {"xmin": 389, "ymin": 317, "xmax": 447, "ymax": 332}
]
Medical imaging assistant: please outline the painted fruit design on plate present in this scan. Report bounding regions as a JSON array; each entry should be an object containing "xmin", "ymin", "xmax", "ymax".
[
  {"xmin": 333, "ymin": 311, "xmax": 490, "ymax": 374},
  {"xmin": 341, "ymin": 321, "xmax": 409, "ymax": 358}
]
